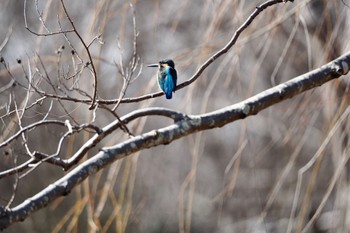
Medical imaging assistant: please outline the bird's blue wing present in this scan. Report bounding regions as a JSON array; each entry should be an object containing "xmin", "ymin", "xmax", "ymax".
[
  {"xmin": 170, "ymin": 68, "xmax": 177, "ymax": 92},
  {"xmin": 163, "ymin": 67, "xmax": 177, "ymax": 99}
]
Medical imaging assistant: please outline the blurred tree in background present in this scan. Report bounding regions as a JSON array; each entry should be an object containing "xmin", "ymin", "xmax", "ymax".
[{"xmin": 0, "ymin": 0, "xmax": 350, "ymax": 232}]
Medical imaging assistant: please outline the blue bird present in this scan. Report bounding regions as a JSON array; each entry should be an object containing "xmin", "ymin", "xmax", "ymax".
[{"xmin": 147, "ymin": 59, "xmax": 177, "ymax": 99}]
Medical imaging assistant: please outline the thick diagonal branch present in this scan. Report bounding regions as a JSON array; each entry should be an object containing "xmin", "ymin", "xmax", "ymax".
[{"xmin": 0, "ymin": 50, "xmax": 349, "ymax": 230}]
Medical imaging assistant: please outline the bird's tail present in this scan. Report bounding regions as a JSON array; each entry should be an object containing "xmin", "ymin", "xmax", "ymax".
[{"xmin": 165, "ymin": 92, "xmax": 172, "ymax": 99}]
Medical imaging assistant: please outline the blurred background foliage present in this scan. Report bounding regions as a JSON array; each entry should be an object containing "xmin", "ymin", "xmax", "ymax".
[{"xmin": 0, "ymin": 0, "xmax": 350, "ymax": 232}]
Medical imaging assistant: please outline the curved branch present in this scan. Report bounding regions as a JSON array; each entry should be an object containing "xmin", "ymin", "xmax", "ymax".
[
  {"xmin": 113, "ymin": 0, "xmax": 291, "ymax": 102},
  {"xmin": 26, "ymin": 0, "xmax": 292, "ymax": 105},
  {"xmin": 0, "ymin": 120, "xmax": 66, "ymax": 149},
  {"xmin": 0, "ymin": 106, "xmax": 184, "ymax": 177},
  {"xmin": 0, "ymin": 50, "xmax": 349, "ymax": 230},
  {"xmin": 0, "ymin": 158, "xmax": 36, "ymax": 178},
  {"xmin": 58, "ymin": 107, "xmax": 185, "ymax": 170},
  {"xmin": 0, "ymin": 119, "xmax": 102, "ymax": 178},
  {"xmin": 23, "ymin": 0, "xmax": 74, "ymax": 36}
]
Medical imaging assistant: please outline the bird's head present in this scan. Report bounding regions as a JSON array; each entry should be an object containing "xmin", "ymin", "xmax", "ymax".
[{"xmin": 147, "ymin": 59, "xmax": 175, "ymax": 69}]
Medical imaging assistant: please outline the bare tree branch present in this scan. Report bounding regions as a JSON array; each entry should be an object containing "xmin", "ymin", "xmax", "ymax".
[
  {"xmin": 23, "ymin": 0, "xmax": 74, "ymax": 36},
  {"xmin": 18, "ymin": 0, "xmax": 291, "ymax": 106},
  {"xmin": 59, "ymin": 0, "xmax": 99, "ymax": 110},
  {"xmin": 0, "ymin": 49, "xmax": 349, "ymax": 230}
]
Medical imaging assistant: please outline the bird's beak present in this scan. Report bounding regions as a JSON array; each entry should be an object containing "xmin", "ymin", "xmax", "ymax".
[{"xmin": 147, "ymin": 63, "xmax": 159, "ymax": 68}]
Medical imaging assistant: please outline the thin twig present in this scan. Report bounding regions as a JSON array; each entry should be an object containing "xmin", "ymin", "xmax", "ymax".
[
  {"xmin": 24, "ymin": 0, "xmax": 74, "ymax": 36},
  {"xmin": 0, "ymin": 25, "xmax": 12, "ymax": 52},
  {"xmin": 60, "ymin": 0, "xmax": 98, "ymax": 110}
]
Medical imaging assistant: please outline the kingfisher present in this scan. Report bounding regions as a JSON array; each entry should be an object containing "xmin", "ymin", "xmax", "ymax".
[{"xmin": 147, "ymin": 59, "xmax": 177, "ymax": 99}]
